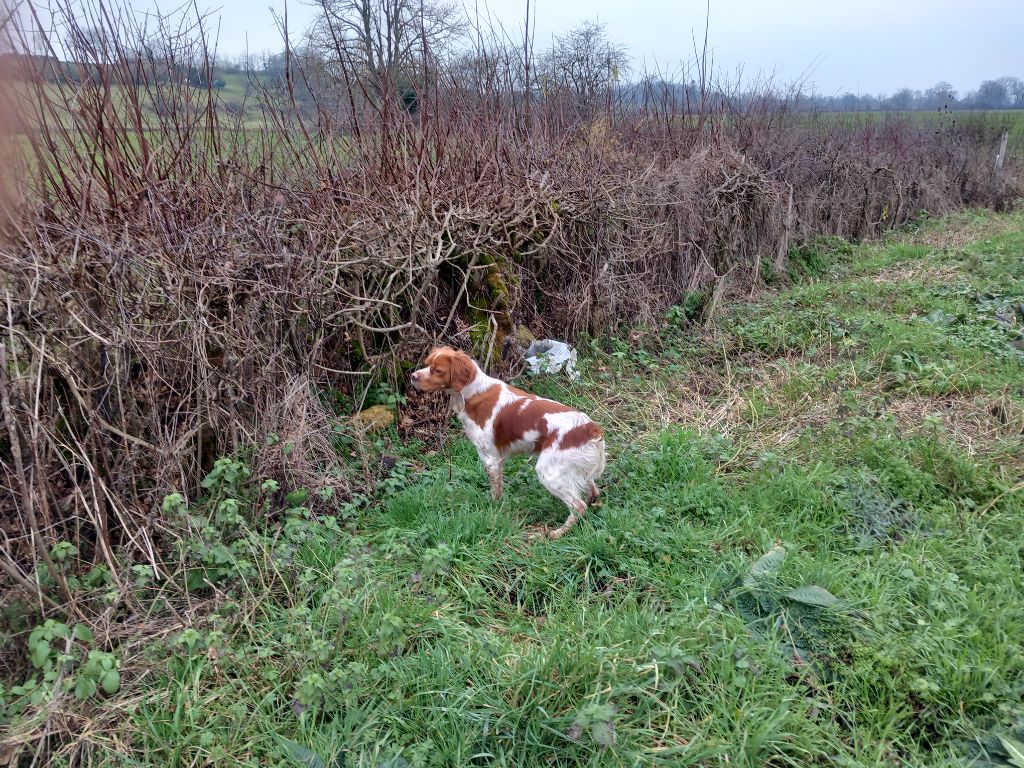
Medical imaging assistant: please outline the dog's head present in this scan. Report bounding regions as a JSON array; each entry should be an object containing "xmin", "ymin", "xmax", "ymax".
[{"xmin": 411, "ymin": 347, "xmax": 477, "ymax": 392}]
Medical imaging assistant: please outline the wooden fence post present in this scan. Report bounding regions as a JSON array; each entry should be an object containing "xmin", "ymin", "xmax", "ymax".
[{"xmin": 995, "ymin": 130, "xmax": 1009, "ymax": 172}]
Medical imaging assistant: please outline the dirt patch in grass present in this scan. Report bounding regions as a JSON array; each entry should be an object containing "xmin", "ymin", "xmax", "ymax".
[
  {"xmin": 618, "ymin": 357, "xmax": 847, "ymax": 466},
  {"xmin": 886, "ymin": 392, "xmax": 1024, "ymax": 465},
  {"xmin": 869, "ymin": 261, "xmax": 965, "ymax": 286},
  {"xmin": 906, "ymin": 211, "xmax": 1022, "ymax": 250}
]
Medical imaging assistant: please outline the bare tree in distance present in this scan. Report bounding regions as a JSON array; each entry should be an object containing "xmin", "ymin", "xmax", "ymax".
[
  {"xmin": 923, "ymin": 81, "xmax": 957, "ymax": 109},
  {"xmin": 973, "ymin": 79, "xmax": 1010, "ymax": 109},
  {"xmin": 540, "ymin": 21, "xmax": 629, "ymax": 117},
  {"xmin": 305, "ymin": 0, "xmax": 467, "ymax": 105},
  {"xmin": 0, "ymin": 0, "xmax": 15, "ymax": 55},
  {"xmin": 998, "ymin": 76, "xmax": 1024, "ymax": 108}
]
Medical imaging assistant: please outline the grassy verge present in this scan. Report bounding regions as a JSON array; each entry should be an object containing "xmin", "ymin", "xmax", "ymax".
[{"xmin": 3, "ymin": 210, "xmax": 1024, "ymax": 767}]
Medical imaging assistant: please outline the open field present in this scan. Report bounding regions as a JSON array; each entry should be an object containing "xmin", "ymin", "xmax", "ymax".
[
  {"xmin": 7, "ymin": 69, "xmax": 272, "ymax": 133},
  {"xmin": 816, "ymin": 110, "xmax": 1024, "ymax": 158},
  {"xmin": 8, "ymin": 65, "xmax": 1024, "ymax": 151},
  {"xmin": 5, "ymin": 209, "xmax": 1022, "ymax": 766}
]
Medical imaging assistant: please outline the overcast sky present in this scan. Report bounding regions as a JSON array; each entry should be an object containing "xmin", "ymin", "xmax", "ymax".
[{"xmin": 33, "ymin": 0, "xmax": 1024, "ymax": 95}]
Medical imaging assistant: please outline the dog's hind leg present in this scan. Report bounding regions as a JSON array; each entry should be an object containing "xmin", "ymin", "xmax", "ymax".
[
  {"xmin": 587, "ymin": 439, "xmax": 607, "ymax": 506},
  {"xmin": 535, "ymin": 449, "xmax": 590, "ymax": 539},
  {"xmin": 548, "ymin": 498, "xmax": 588, "ymax": 539}
]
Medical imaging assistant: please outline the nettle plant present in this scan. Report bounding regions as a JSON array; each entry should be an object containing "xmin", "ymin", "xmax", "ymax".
[
  {"xmin": 162, "ymin": 457, "xmax": 263, "ymax": 590},
  {"xmin": 720, "ymin": 545, "xmax": 856, "ymax": 674},
  {"xmin": 164, "ymin": 453, "xmax": 344, "ymax": 589},
  {"xmin": 371, "ymin": 381, "xmax": 407, "ymax": 409},
  {"xmin": 2, "ymin": 620, "xmax": 120, "ymax": 723}
]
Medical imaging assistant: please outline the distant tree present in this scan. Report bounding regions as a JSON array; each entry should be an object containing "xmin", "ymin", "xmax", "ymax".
[
  {"xmin": 923, "ymin": 81, "xmax": 956, "ymax": 109},
  {"xmin": 305, "ymin": 0, "xmax": 466, "ymax": 103},
  {"xmin": 540, "ymin": 22, "xmax": 629, "ymax": 116},
  {"xmin": 883, "ymin": 87, "xmax": 918, "ymax": 111},
  {"xmin": 975, "ymin": 79, "xmax": 1009, "ymax": 109},
  {"xmin": 262, "ymin": 52, "xmax": 288, "ymax": 77},
  {"xmin": 448, "ymin": 43, "xmax": 529, "ymax": 100},
  {"xmin": 837, "ymin": 92, "xmax": 861, "ymax": 111},
  {"xmin": 998, "ymin": 76, "xmax": 1024, "ymax": 108},
  {"xmin": 0, "ymin": 9, "xmax": 15, "ymax": 55},
  {"xmin": 218, "ymin": 55, "xmax": 245, "ymax": 74},
  {"xmin": 77, "ymin": 25, "xmax": 114, "ymax": 59}
]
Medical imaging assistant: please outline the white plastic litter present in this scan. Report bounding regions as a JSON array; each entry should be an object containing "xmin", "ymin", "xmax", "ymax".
[{"xmin": 524, "ymin": 339, "xmax": 580, "ymax": 381}]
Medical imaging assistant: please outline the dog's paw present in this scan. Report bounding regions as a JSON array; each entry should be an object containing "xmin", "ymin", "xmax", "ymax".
[{"xmin": 524, "ymin": 526, "xmax": 549, "ymax": 543}]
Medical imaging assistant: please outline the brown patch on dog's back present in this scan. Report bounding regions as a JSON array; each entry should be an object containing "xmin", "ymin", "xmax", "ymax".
[
  {"xmin": 465, "ymin": 384, "xmax": 501, "ymax": 427},
  {"xmin": 494, "ymin": 396, "xmax": 573, "ymax": 453},
  {"xmin": 558, "ymin": 422, "xmax": 603, "ymax": 449}
]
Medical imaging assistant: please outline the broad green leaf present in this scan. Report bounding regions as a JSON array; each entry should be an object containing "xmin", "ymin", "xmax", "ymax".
[
  {"xmin": 279, "ymin": 738, "xmax": 325, "ymax": 768},
  {"xmin": 30, "ymin": 639, "xmax": 50, "ymax": 668},
  {"xmin": 744, "ymin": 545, "xmax": 786, "ymax": 586},
  {"xmin": 73, "ymin": 624, "xmax": 94, "ymax": 642},
  {"xmin": 75, "ymin": 676, "xmax": 97, "ymax": 700},
  {"xmin": 286, "ymin": 488, "xmax": 310, "ymax": 507},
  {"xmin": 101, "ymin": 669, "xmax": 121, "ymax": 695},
  {"xmin": 785, "ymin": 585, "xmax": 840, "ymax": 607},
  {"xmin": 1000, "ymin": 736, "xmax": 1024, "ymax": 768}
]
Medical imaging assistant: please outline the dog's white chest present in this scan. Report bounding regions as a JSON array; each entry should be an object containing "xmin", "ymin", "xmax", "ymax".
[{"xmin": 456, "ymin": 409, "xmax": 493, "ymax": 453}]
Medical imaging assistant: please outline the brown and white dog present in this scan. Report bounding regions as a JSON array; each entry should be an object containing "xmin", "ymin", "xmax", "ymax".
[{"xmin": 411, "ymin": 347, "xmax": 606, "ymax": 539}]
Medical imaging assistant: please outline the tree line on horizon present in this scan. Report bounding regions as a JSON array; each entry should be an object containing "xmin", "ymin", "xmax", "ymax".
[{"xmin": 6, "ymin": 0, "xmax": 1022, "ymax": 114}]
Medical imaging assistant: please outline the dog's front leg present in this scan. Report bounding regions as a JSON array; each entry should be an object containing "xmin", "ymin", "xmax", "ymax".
[{"xmin": 482, "ymin": 456, "xmax": 504, "ymax": 501}]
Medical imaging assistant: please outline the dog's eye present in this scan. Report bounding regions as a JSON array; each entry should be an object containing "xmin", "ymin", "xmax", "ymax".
[{"xmin": 429, "ymin": 367, "xmax": 439, "ymax": 375}]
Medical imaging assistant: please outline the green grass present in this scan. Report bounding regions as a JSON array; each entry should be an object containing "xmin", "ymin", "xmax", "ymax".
[
  {"xmin": 3, "ymin": 210, "xmax": 1024, "ymax": 767},
  {"xmin": 812, "ymin": 110, "xmax": 1024, "ymax": 158},
  {"xmin": 11, "ymin": 70, "xmax": 272, "ymax": 133}
]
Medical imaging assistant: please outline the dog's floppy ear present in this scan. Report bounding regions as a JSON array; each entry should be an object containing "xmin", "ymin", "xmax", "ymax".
[{"xmin": 448, "ymin": 350, "xmax": 476, "ymax": 392}]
